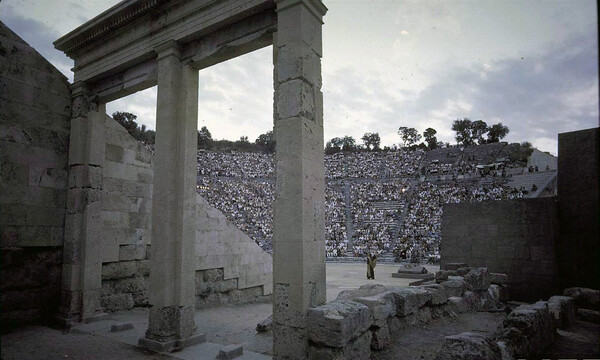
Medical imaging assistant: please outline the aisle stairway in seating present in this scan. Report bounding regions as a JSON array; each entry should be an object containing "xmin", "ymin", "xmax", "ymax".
[{"xmin": 507, "ymin": 170, "xmax": 557, "ymax": 198}]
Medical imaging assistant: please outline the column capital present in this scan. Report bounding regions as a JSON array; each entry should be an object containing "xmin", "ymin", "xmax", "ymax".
[
  {"xmin": 276, "ymin": 0, "xmax": 328, "ymax": 22},
  {"xmin": 154, "ymin": 40, "xmax": 181, "ymax": 60},
  {"xmin": 71, "ymin": 81, "xmax": 89, "ymax": 98}
]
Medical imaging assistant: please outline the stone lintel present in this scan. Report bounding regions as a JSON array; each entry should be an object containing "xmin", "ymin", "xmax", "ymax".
[{"xmin": 276, "ymin": 0, "xmax": 328, "ymax": 22}]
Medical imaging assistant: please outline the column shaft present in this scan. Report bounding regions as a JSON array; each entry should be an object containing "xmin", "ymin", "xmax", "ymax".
[
  {"xmin": 272, "ymin": 0, "xmax": 327, "ymax": 358},
  {"xmin": 144, "ymin": 43, "xmax": 199, "ymax": 345},
  {"xmin": 58, "ymin": 82, "xmax": 106, "ymax": 325}
]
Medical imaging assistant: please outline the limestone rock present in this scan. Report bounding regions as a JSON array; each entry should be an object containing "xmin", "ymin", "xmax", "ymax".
[
  {"xmin": 563, "ymin": 287, "xmax": 600, "ymax": 309},
  {"xmin": 307, "ymin": 300, "xmax": 372, "ymax": 347},
  {"xmin": 547, "ymin": 296, "xmax": 575, "ymax": 329},
  {"xmin": 441, "ymin": 278, "xmax": 470, "ymax": 297},
  {"xmin": 335, "ymin": 284, "xmax": 388, "ymax": 301},
  {"xmin": 102, "ymin": 261, "xmax": 136, "ymax": 280},
  {"xmin": 443, "ymin": 262, "xmax": 468, "ymax": 270},
  {"xmin": 101, "ymin": 293, "xmax": 133, "ymax": 312},
  {"xmin": 256, "ymin": 315, "xmax": 272, "ymax": 332},
  {"xmin": 389, "ymin": 287, "xmax": 432, "ymax": 316},
  {"xmin": 577, "ymin": 308, "xmax": 600, "ymax": 323},
  {"xmin": 423, "ymin": 284, "xmax": 448, "ymax": 305},
  {"xmin": 455, "ymin": 267, "xmax": 472, "ymax": 276},
  {"xmin": 464, "ymin": 268, "xmax": 490, "ymax": 291},
  {"xmin": 370, "ymin": 324, "xmax": 390, "ymax": 350},
  {"xmin": 308, "ymin": 331, "xmax": 372, "ymax": 360},
  {"xmin": 462, "ymin": 291, "xmax": 480, "ymax": 311},
  {"xmin": 447, "ymin": 296, "xmax": 469, "ymax": 314},
  {"xmin": 490, "ymin": 273, "xmax": 508, "ymax": 285},
  {"xmin": 354, "ymin": 291, "xmax": 396, "ymax": 324},
  {"xmin": 434, "ymin": 332, "xmax": 502, "ymax": 360}
]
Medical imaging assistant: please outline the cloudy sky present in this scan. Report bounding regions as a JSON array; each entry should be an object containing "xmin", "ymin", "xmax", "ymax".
[{"xmin": 1, "ymin": 0, "xmax": 598, "ymax": 154}]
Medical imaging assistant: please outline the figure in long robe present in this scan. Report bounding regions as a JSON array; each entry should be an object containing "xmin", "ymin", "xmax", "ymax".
[{"xmin": 366, "ymin": 253, "xmax": 377, "ymax": 279}]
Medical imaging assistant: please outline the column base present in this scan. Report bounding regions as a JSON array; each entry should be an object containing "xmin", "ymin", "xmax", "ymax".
[{"xmin": 138, "ymin": 332, "xmax": 206, "ymax": 353}]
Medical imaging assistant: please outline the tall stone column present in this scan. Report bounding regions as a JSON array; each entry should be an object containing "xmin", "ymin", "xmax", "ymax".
[
  {"xmin": 58, "ymin": 82, "xmax": 106, "ymax": 325},
  {"xmin": 139, "ymin": 41, "xmax": 203, "ymax": 352},
  {"xmin": 272, "ymin": 0, "xmax": 327, "ymax": 358}
]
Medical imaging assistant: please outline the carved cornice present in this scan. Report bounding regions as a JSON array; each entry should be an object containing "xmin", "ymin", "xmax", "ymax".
[{"xmin": 54, "ymin": 0, "xmax": 165, "ymax": 57}]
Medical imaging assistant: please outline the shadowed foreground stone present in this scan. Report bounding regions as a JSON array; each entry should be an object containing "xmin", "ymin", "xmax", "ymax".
[
  {"xmin": 307, "ymin": 300, "xmax": 371, "ymax": 347},
  {"xmin": 434, "ymin": 332, "xmax": 502, "ymax": 360}
]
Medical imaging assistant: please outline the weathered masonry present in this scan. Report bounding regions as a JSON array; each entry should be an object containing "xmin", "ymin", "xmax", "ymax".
[{"xmin": 52, "ymin": 0, "xmax": 327, "ymax": 357}]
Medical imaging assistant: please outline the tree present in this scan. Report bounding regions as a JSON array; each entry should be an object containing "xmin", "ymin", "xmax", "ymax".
[
  {"xmin": 341, "ymin": 136, "xmax": 356, "ymax": 151},
  {"xmin": 487, "ymin": 123, "xmax": 510, "ymax": 143},
  {"xmin": 325, "ymin": 137, "xmax": 343, "ymax": 154},
  {"xmin": 361, "ymin": 132, "xmax": 381, "ymax": 150},
  {"xmin": 197, "ymin": 126, "xmax": 213, "ymax": 149},
  {"xmin": 397, "ymin": 126, "xmax": 421, "ymax": 148},
  {"xmin": 255, "ymin": 130, "xmax": 276, "ymax": 153},
  {"xmin": 239, "ymin": 136, "xmax": 249, "ymax": 143},
  {"xmin": 470, "ymin": 120, "xmax": 488, "ymax": 145},
  {"xmin": 423, "ymin": 128, "xmax": 438, "ymax": 149},
  {"xmin": 113, "ymin": 111, "xmax": 138, "ymax": 135},
  {"xmin": 451, "ymin": 118, "xmax": 474, "ymax": 146}
]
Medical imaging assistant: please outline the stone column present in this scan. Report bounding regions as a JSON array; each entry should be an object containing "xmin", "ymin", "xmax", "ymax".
[
  {"xmin": 139, "ymin": 41, "xmax": 203, "ymax": 352},
  {"xmin": 272, "ymin": 0, "xmax": 327, "ymax": 358},
  {"xmin": 57, "ymin": 82, "xmax": 106, "ymax": 325}
]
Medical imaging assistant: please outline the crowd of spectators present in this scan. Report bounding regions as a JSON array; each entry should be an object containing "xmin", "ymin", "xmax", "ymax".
[{"xmin": 195, "ymin": 148, "xmax": 525, "ymax": 259}]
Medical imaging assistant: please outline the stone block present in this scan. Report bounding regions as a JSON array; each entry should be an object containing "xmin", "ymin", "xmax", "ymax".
[
  {"xmin": 434, "ymin": 332, "xmax": 502, "ymax": 360},
  {"xmin": 577, "ymin": 308, "xmax": 600, "ymax": 323},
  {"xmin": 105, "ymin": 144, "xmax": 124, "ymax": 163},
  {"xmin": 256, "ymin": 315, "xmax": 272, "ymax": 332},
  {"xmin": 444, "ymin": 262, "xmax": 468, "ymax": 270},
  {"xmin": 489, "ymin": 273, "xmax": 508, "ymax": 285},
  {"xmin": 464, "ymin": 268, "xmax": 490, "ymax": 291},
  {"xmin": 563, "ymin": 287, "xmax": 600, "ymax": 309},
  {"xmin": 370, "ymin": 323, "xmax": 390, "ymax": 350},
  {"xmin": 217, "ymin": 344, "xmax": 243, "ymax": 359},
  {"xmin": 461, "ymin": 291, "xmax": 480, "ymax": 311},
  {"xmin": 455, "ymin": 267, "xmax": 472, "ymax": 276},
  {"xmin": 203, "ymin": 268, "xmax": 224, "ymax": 282},
  {"xmin": 354, "ymin": 291, "xmax": 396, "ymax": 324},
  {"xmin": 102, "ymin": 261, "xmax": 136, "ymax": 280},
  {"xmin": 276, "ymin": 80, "xmax": 315, "ymax": 121},
  {"xmin": 447, "ymin": 297, "xmax": 469, "ymax": 314},
  {"xmin": 119, "ymin": 244, "xmax": 146, "ymax": 261},
  {"xmin": 441, "ymin": 278, "xmax": 470, "ymax": 298},
  {"xmin": 423, "ymin": 284, "xmax": 448, "ymax": 305},
  {"xmin": 389, "ymin": 287, "xmax": 431, "ymax": 316},
  {"xmin": 101, "ymin": 293, "xmax": 133, "ymax": 312},
  {"xmin": 308, "ymin": 331, "xmax": 371, "ymax": 360},
  {"xmin": 307, "ymin": 300, "xmax": 372, "ymax": 347},
  {"xmin": 335, "ymin": 284, "xmax": 388, "ymax": 301},
  {"xmin": 547, "ymin": 295, "xmax": 575, "ymax": 329}
]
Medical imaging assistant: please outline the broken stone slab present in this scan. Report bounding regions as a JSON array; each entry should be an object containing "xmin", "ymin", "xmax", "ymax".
[
  {"xmin": 440, "ymin": 278, "xmax": 470, "ymax": 298},
  {"xmin": 217, "ymin": 344, "xmax": 243, "ymax": 359},
  {"xmin": 256, "ymin": 315, "xmax": 272, "ymax": 332},
  {"xmin": 335, "ymin": 284, "xmax": 388, "ymax": 301},
  {"xmin": 110, "ymin": 322, "xmax": 134, "ymax": 332},
  {"xmin": 576, "ymin": 308, "xmax": 600, "ymax": 323},
  {"xmin": 462, "ymin": 291, "xmax": 480, "ymax": 311},
  {"xmin": 308, "ymin": 331, "xmax": 372, "ymax": 360},
  {"xmin": 464, "ymin": 268, "xmax": 490, "ymax": 291},
  {"xmin": 563, "ymin": 287, "xmax": 600, "ymax": 309},
  {"xmin": 354, "ymin": 291, "xmax": 396, "ymax": 325},
  {"xmin": 433, "ymin": 332, "xmax": 502, "ymax": 360},
  {"xmin": 490, "ymin": 273, "xmax": 508, "ymax": 285},
  {"xmin": 547, "ymin": 296, "xmax": 575, "ymax": 329},
  {"xmin": 408, "ymin": 278, "xmax": 435, "ymax": 286},
  {"xmin": 388, "ymin": 287, "xmax": 432, "ymax": 316},
  {"xmin": 307, "ymin": 300, "xmax": 372, "ymax": 347},
  {"xmin": 443, "ymin": 262, "xmax": 468, "ymax": 271},
  {"xmin": 498, "ymin": 301, "xmax": 555, "ymax": 359}
]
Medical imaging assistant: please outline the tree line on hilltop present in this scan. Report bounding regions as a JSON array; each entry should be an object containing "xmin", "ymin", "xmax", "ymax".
[{"xmin": 113, "ymin": 112, "xmax": 519, "ymax": 156}]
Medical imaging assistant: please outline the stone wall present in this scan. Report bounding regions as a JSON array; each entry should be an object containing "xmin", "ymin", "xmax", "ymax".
[
  {"xmin": 441, "ymin": 198, "xmax": 559, "ymax": 301},
  {"xmin": 99, "ymin": 115, "xmax": 153, "ymax": 311},
  {"xmin": 0, "ymin": 22, "xmax": 71, "ymax": 329},
  {"xmin": 98, "ymin": 120, "xmax": 272, "ymax": 312},
  {"xmin": 556, "ymin": 128, "xmax": 599, "ymax": 291},
  {"xmin": 307, "ymin": 268, "xmax": 502, "ymax": 359}
]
